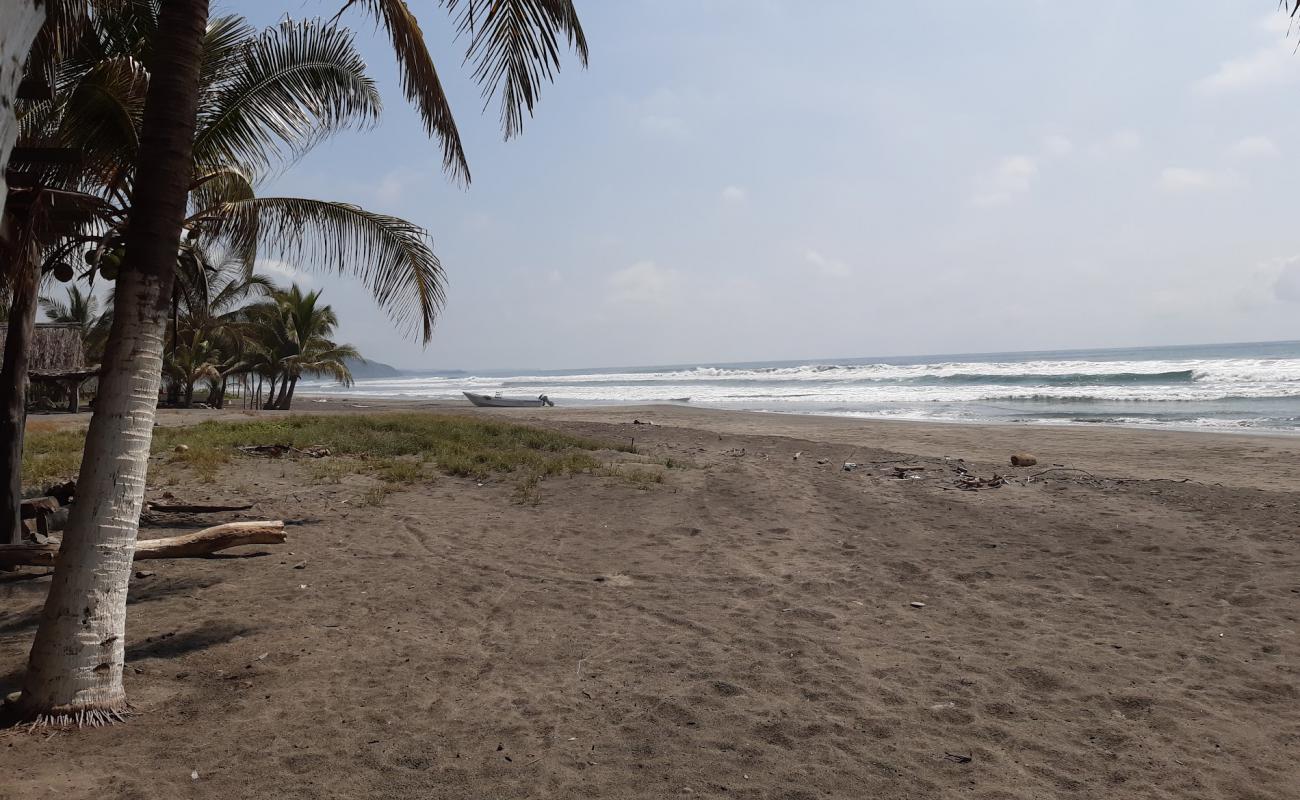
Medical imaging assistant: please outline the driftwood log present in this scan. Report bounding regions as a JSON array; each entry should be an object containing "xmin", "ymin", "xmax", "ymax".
[
  {"xmin": 146, "ymin": 502, "xmax": 255, "ymax": 514},
  {"xmin": 0, "ymin": 521, "xmax": 286, "ymax": 568}
]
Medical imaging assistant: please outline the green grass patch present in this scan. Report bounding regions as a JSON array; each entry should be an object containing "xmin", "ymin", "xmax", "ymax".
[
  {"xmin": 600, "ymin": 465, "xmax": 667, "ymax": 489},
  {"xmin": 20, "ymin": 426, "xmax": 84, "ymax": 492},
  {"xmin": 358, "ymin": 484, "xmax": 394, "ymax": 507},
  {"xmin": 22, "ymin": 414, "xmax": 631, "ymax": 498},
  {"xmin": 512, "ymin": 473, "xmax": 543, "ymax": 506},
  {"xmin": 147, "ymin": 413, "xmax": 623, "ymax": 482}
]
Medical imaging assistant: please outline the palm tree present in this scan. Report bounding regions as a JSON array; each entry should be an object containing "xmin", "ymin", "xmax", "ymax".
[
  {"xmin": 16, "ymin": 0, "xmax": 210, "ymax": 724},
  {"xmin": 3, "ymin": 12, "xmax": 437, "ymax": 541},
  {"xmin": 167, "ymin": 245, "xmax": 271, "ymax": 407},
  {"xmin": 15, "ymin": 0, "xmax": 588, "ymax": 726},
  {"xmin": 39, "ymin": 284, "xmax": 112, "ymax": 361},
  {"xmin": 165, "ymin": 326, "xmax": 221, "ymax": 407},
  {"xmin": 244, "ymin": 283, "xmax": 358, "ymax": 410}
]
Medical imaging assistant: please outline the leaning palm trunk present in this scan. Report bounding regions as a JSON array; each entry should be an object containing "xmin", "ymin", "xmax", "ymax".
[
  {"xmin": 0, "ymin": 250, "xmax": 38, "ymax": 546},
  {"xmin": 274, "ymin": 376, "xmax": 295, "ymax": 410},
  {"xmin": 15, "ymin": 0, "xmax": 211, "ymax": 724},
  {"xmin": 282, "ymin": 376, "xmax": 298, "ymax": 410},
  {"xmin": 0, "ymin": 0, "xmax": 45, "ymax": 224}
]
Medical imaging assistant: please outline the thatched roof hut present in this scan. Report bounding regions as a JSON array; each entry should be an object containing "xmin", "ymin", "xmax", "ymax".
[{"xmin": 0, "ymin": 322, "xmax": 85, "ymax": 371}]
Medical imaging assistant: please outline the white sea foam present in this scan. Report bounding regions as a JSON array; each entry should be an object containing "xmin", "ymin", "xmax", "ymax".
[{"xmin": 298, "ymin": 348, "xmax": 1300, "ymax": 431}]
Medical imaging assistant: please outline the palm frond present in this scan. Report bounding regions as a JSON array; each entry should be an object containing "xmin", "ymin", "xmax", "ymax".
[
  {"xmin": 58, "ymin": 55, "xmax": 149, "ymax": 187},
  {"xmin": 341, "ymin": 0, "xmax": 470, "ymax": 183},
  {"xmin": 445, "ymin": 0, "xmax": 588, "ymax": 139},
  {"xmin": 192, "ymin": 19, "xmax": 382, "ymax": 177},
  {"xmin": 198, "ymin": 15, "xmax": 257, "ymax": 99},
  {"xmin": 189, "ymin": 164, "xmax": 255, "ymax": 217},
  {"xmin": 200, "ymin": 197, "xmax": 445, "ymax": 343},
  {"xmin": 24, "ymin": 0, "xmax": 93, "ymax": 88}
]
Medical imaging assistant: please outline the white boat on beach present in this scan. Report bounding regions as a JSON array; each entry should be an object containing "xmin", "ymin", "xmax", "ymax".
[{"xmin": 463, "ymin": 391, "xmax": 555, "ymax": 408}]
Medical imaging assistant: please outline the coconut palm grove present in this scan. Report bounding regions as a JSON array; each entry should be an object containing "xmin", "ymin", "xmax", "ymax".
[{"xmin": 0, "ymin": 0, "xmax": 586, "ymax": 726}]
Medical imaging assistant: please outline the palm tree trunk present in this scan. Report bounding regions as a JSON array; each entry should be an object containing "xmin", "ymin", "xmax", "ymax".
[
  {"xmin": 166, "ymin": 287, "xmax": 180, "ymax": 405},
  {"xmin": 0, "ymin": 0, "xmax": 45, "ymax": 225},
  {"xmin": 266, "ymin": 375, "xmax": 278, "ymax": 409},
  {"xmin": 15, "ymin": 0, "xmax": 211, "ymax": 724},
  {"xmin": 0, "ymin": 248, "xmax": 38, "ymax": 546},
  {"xmin": 282, "ymin": 376, "xmax": 298, "ymax": 411},
  {"xmin": 183, "ymin": 377, "xmax": 195, "ymax": 408},
  {"xmin": 276, "ymin": 377, "xmax": 292, "ymax": 410},
  {"xmin": 273, "ymin": 376, "xmax": 292, "ymax": 410}
]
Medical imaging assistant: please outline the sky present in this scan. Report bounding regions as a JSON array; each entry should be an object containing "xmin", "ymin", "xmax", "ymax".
[{"xmin": 215, "ymin": 0, "xmax": 1300, "ymax": 370}]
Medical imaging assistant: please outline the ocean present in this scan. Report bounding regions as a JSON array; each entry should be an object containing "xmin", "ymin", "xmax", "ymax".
[{"xmin": 299, "ymin": 340, "xmax": 1300, "ymax": 434}]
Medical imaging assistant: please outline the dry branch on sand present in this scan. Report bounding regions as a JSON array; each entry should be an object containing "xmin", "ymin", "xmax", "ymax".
[{"xmin": 0, "ymin": 521, "xmax": 285, "ymax": 568}]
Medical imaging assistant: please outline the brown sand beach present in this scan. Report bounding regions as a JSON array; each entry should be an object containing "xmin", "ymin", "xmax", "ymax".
[{"xmin": 1, "ymin": 403, "xmax": 1298, "ymax": 799}]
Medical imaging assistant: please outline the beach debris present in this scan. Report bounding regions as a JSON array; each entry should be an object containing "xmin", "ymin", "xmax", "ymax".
[
  {"xmin": 191, "ymin": 769, "xmax": 200, "ymax": 781},
  {"xmin": 1010, "ymin": 452, "xmax": 1038, "ymax": 467},
  {"xmin": 134, "ymin": 570, "xmax": 156, "ymax": 579},
  {"xmin": 910, "ymin": 601, "xmax": 927, "ymax": 608},
  {"xmin": 42, "ymin": 480, "xmax": 76, "ymax": 504},
  {"xmin": 725, "ymin": 448, "xmax": 746, "ymax": 457},
  {"xmin": 793, "ymin": 451, "xmax": 801, "ymax": 460},
  {"xmin": 944, "ymin": 752, "xmax": 973, "ymax": 764},
  {"xmin": 19, "ymin": 496, "xmax": 70, "ymax": 539},
  {"xmin": 893, "ymin": 466, "xmax": 926, "ymax": 479},
  {"xmin": 0, "ymin": 521, "xmax": 288, "ymax": 568},
  {"xmin": 1028, "ymin": 467, "xmax": 1100, "ymax": 481},
  {"xmin": 174, "ymin": 444, "xmax": 190, "ymax": 453},
  {"xmin": 236, "ymin": 444, "xmax": 331, "ymax": 458},
  {"xmin": 292, "ymin": 561, "xmax": 307, "ymax": 570},
  {"xmin": 953, "ymin": 473, "xmax": 1006, "ymax": 491},
  {"xmin": 817, "ymin": 458, "xmax": 829, "ymax": 465},
  {"xmin": 843, "ymin": 462, "xmax": 859, "ymax": 472},
  {"xmin": 147, "ymin": 501, "xmax": 255, "ymax": 514}
]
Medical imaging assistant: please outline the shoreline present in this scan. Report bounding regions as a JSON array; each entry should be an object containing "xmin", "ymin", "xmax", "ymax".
[
  {"xmin": 33, "ymin": 396, "xmax": 1300, "ymax": 489},
  {"xmin": 262, "ymin": 396, "xmax": 1300, "ymax": 491},
  {"xmin": 293, "ymin": 389, "xmax": 1300, "ymax": 438}
]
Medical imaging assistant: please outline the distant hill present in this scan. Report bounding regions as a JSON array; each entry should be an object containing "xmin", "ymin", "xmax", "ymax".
[{"xmin": 344, "ymin": 356, "xmax": 402, "ymax": 380}]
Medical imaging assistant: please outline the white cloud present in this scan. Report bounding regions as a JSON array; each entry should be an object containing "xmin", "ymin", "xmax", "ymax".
[
  {"xmin": 374, "ymin": 173, "xmax": 406, "ymax": 205},
  {"xmin": 1260, "ymin": 11, "xmax": 1295, "ymax": 35},
  {"xmin": 255, "ymin": 258, "xmax": 311, "ymax": 286},
  {"xmin": 1158, "ymin": 167, "xmax": 1215, "ymax": 192},
  {"xmin": 1229, "ymin": 135, "xmax": 1279, "ymax": 158},
  {"xmin": 607, "ymin": 260, "xmax": 681, "ymax": 305},
  {"xmin": 804, "ymin": 249, "xmax": 851, "ymax": 278},
  {"xmin": 1043, "ymin": 135, "xmax": 1074, "ymax": 157},
  {"xmin": 1090, "ymin": 129, "xmax": 1143, "ymax": 157},
  {"xmin": 721, "ymin": 185, "xmax": 748, "ymax": 203},
  {"xmin": 624, "ymin": 88, "xmax": 694, "ymax": 141},
  {"xmin": 640, "ymin": 114, "xmax": 689, "ymax": 140},
  {"xmin": 1197, "ymin": 42, "xmax": 1300, "ymax": 94},
  {"xmin": 1275, "ymin": 257, "xmax": 1300, "ymax": 303},
  {"xmin": 971, "ymin": 155, "xmax": 1039, "ymax": 207}
]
